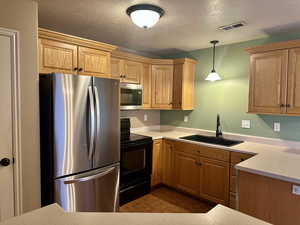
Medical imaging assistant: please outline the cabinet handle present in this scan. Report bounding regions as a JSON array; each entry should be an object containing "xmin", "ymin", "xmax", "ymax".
[
  {"xmin": 195, "ymin": 161, "xmax": 202, "ymax": 166},
  {"xmin": 240, "ymin": 158, "xmax": 245, "ymax": 162},
  {"xmin": 74, "ymin": 67, "xmax": 78, "ymax": 71},
  {"xmin": 286, "ymin": 104, "xmax": 291, "ymax": 108},
  {"xmin": 280, "ymin": 104, "xmax": 285, "ymax": 107},
  {"xmin": 197, "ymin": 150, "xmax": 200, "ymax": 154},
  {"xmin": 78, "ymin": 68, "xmax": 83, "ymax": 72}
]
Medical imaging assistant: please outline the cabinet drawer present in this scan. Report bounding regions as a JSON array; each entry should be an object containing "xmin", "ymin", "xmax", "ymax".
[
  {"xmin": 229, "ymin": 192, "xmax": 237, "ymax": 209},
  {"xmin": 230, "ymin": 152, "xmax": 254, "ymax": 164},
  {"xmin": 230, "ymin": 176, "xmax": 236, "ymax": 193},
  {"xmin": 200, "ymin": 146, "xmax": 230, "ymax": 162},
  {"xmin": 173, "ymin": 140, "xmax": 201, "ymax": 156}
]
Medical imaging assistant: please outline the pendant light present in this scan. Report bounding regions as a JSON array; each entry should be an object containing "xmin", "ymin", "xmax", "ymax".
[
  {"xmin": 205, "ymin": 40, "xmax": 222, "ymax": 82},
  {"xmin": 126, "ymin": 4, "xmax": 165, "ymax": 29}
]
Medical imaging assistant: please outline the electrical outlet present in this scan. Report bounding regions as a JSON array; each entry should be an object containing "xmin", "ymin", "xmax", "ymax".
[
  {"xmin": 184, "ymin": 115, "xmax": 189, "ymax": 123},
  {"xmin": 274, "ymin": 122, "xmax": 280, "ymax": 132},
  {"xmin": 241, "ymin": 120, "xmax": 251, "ymax": 129},
  {"xmin": 292, "ymin": 185, "xmax": 300, "ymax": 195},
  {"xmin": 144, "ymin": 114, "xmax": 148, "ymax": 121}
]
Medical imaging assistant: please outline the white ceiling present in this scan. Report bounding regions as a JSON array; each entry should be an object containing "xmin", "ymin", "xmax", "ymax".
[{"xmin": 37, "ymin": 0, "xmax": 300, "ymax": 56}]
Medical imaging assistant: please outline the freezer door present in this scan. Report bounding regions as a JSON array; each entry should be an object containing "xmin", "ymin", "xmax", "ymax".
[
  {"xmin": 52, "ymin": 73, "xmax": 93, "ymax": 178},
  {"xmin": 92, "ymin": 78, "xmax": 120, "ymax": 168},
  {"xmin": 54, "ymin": 163, "xmax": 120, "ymax": 212}
]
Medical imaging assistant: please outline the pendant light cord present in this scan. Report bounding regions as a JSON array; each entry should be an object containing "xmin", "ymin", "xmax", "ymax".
[{"xmin": 212, "ymin": 42, "xmax": 216, "ymax": 71}]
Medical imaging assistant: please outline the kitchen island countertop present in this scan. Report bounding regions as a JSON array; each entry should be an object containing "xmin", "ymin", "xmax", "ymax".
[{"xmin": 0, "ymin": 203, "xmax": 270, "ymax": 225}]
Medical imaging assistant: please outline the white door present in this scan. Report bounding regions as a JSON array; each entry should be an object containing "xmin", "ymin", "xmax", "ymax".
[{"xmin": 0, "ymin": 34, "xmax": 15, "ymax": 221}]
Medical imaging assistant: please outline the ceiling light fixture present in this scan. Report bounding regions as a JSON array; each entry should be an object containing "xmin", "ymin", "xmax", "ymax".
[
  {"xmin": 205, "ymin": 40, "xmax": 222, "ymax": 82},
  {"xmin": 126, "ymin": 4, "xmax": 165, "ymax": 29}
]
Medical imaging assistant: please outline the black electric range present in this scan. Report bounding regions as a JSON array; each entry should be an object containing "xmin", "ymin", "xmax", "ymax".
[{"xmin": 119, "ymin": 118, "xmax": 153, "ymax": 206}]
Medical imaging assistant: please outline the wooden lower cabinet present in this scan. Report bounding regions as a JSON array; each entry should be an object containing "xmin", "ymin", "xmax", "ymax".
[
  {"xmin": 199, "ymin": 157, "xmax": 229, "ymax": 205},
  {"xmin": 239, "ymin": 171, "xmax": 300, "ymax": 225},
  {"xmin": 161, "ymin": 140, "xmax": 174, "ymax": 186},
  {"xmin": 173, "ymin": 151, "xmax": 200, "ymax": 197},
  {"xmin": 151, "ymin": 140, "xmax": 162, "ymax": 187}
]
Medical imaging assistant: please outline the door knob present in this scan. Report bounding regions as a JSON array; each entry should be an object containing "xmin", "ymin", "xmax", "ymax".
[{"xmin": 0, "ymin": 158, "xmax": 10, "ymax": 167}]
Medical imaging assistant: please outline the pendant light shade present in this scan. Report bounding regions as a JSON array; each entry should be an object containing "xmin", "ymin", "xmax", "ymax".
[
  {"xmin": 126, "ymin": 4, "xmax": 165, "ymax": 29},
  {"xmin": 205, "ymin": 40, "xmax": 221, "ymax": 82}
]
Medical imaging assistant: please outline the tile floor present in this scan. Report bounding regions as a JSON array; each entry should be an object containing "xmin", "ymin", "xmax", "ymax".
[{"xmin": 120, "ymin": 186, "xmax": 215, "ymax": 213}]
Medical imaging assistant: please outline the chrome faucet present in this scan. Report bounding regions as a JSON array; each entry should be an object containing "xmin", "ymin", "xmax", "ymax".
[{"xmin": 216, "ymin": 114, "xmax": 223, "ymax": 138}]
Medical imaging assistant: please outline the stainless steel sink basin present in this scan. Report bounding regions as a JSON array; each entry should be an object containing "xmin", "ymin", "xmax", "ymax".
[{"xmin": 180, "ymin": 135, "xmax": 243, "ymax": 147}]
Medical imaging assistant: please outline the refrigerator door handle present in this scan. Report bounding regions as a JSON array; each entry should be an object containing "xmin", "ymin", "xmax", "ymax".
[
  {"xmin": 93, "ymin": 86, "xmax": 101, "ymax": 158},
  {"xmin": 88, "ymin": 86, "xmax": 95, "ymax": 160},
  {"xmin": 63, "ymin": 167, "xmax": 116, "ymax": 184}
]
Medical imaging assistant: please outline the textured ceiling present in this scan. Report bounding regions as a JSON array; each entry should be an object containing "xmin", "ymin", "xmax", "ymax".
[{"xmin": 37, "ymin": 0, "xmax": 300, "ymax": 56}]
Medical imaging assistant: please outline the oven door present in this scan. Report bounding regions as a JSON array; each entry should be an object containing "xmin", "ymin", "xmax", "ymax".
[
  {"xmin": 120, "ymin": 141, "xmax": 152, "ymax": 185},
  {"xmin": 120, "ymin": 83, "xmax": 143, "ymax": 110}
]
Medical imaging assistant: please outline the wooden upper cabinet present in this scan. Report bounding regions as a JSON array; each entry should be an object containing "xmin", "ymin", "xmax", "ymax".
[
  {"xmin": 173, "ymin": 151, "xmax": 200, "ymax": 197},
  {"xmin": 151, "ymin": 65, "xmax": 174, "ymax": 109},
  {"xmin": 141, "ymin": 64, "xmax": 151, "ymax": 108},
  {"xmin": 287, "ymin": 48, "xmax": 300, "ymax": 114},
  {"xmin": 38, "ymin": 28, "xmax": 116, "ymax": 76},
  {"xmin": 39, "ymin": 39, "xmax": 78, "ymax": 74},
  {"xmin": 199, "ymin": 157, "xmax": 229, "ymax": 205},
  {"xmin": 123, "ymin": 60, "xmax": 142, "ymax": 84},
  {"xmin": 173, "ymin": 59, "xmax": 196, "ymax": 110},
  {"xmin": 248, "ymin": 50, "xmax": 288, "ymax": 114},
  {"xmin": 78, "ymin": 46, "xmax": 111, "ymax": 78},
  {"xmin": 111, "ymin": 57, "xmax": 123, "ymax": 79}
]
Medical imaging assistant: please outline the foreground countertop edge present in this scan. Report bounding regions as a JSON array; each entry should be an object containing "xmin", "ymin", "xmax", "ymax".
[
  {"xmin": 132, "ymin": 126, "xmax": 300, "ymax": 185},
  {"xmin": 0, "ymin": 204, "xmax": 271, "ymax": 225}
]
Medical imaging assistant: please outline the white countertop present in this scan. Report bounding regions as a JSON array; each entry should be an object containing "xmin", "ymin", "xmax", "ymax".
[
  {"xmin": 0, "ymin": 204, "xmax": 270, "ymax": 225},
  {"xmin": 132, "ymin": 126, "xmax": 300, "ymax": 184}
]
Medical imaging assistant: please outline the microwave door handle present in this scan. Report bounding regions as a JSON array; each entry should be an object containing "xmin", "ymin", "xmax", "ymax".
[
  {"xmin": 93, "ymin": 86, "xmax": 100, "ymax": 159},
  {"xmin": 88, "ymin": 86, "xmax": 95, "ymax": 160},
  {"xmin": 63, "ymin": 167, "xmax": 115, "ymax": 184}
]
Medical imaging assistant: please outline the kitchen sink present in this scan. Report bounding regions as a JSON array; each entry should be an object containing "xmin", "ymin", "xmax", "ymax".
[{"xmin": 180, "ymin": 135, "xmax": 243, "ymax": 147}]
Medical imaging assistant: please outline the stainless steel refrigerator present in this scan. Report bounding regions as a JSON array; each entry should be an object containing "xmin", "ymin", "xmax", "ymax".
[{"xmin": 40, "ymin": 73, "xmax": 120, "ymax": 212}]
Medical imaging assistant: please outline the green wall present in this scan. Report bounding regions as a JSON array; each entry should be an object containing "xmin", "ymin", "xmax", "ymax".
[{"xmin": 160, "ymin": 31, "xmax": 300, "ymax": 141}]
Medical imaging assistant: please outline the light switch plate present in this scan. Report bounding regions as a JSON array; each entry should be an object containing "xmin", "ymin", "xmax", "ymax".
[
  {"xmin": 144, "ymin": 114, "xmax": 148, "ymax": 121},
  {"xmin": 184, "ymin": 115, "xmax": 189, "ymax": 123},
  {"xmin": 241, "ymin": 120, "xmax": 251, "ymax": 129},
  {"xmin": 274, "ymin": 122, "xmax": 280, "ymax": 132},
  {"xmin": 292, "ymin": 185, "xmax": 300, "ymax": 195}
]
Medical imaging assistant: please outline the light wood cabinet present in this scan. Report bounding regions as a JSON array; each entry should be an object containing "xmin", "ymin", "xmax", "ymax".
[
  {"xmin": 287, "ymin": 48, "xmax": 300, "ymax": 114},
  {"xmin": 141, "ymin": 64, "xmax": 152, "ymax": 108},
  {"xmin": 161, "ymin": 140, "xmax": 174, "ymax": 186},
  {"xmin": 247, "ymin": 39, "xmax": 300, "ymax": 116},
  {"xmin": 248, "ymin": 50, "xmax": 288, "ymax": 114},
  {"xmin": 38, "ymin": 28, "xmax": 116, "ymax": 77},
  {"xmin": 151, "ymin": 65, "xmax": 174, "ymax": 109},
  {"xmin": 199, "ymin": 157, "xmax": 229, "ymax": 205},
  {"xmin": 151, "ymin": 139, "xmax": 162, "ymax": 187},
  {"xmin": 173, "ymin": 151, "xmax": 200, "ymax": 197},
  {"xmin": 39, "ymin": 39, "xmax": 78, "ymax": 74},
  {"xmin": 78, "ymin": 46, "xmax": 111, "ymax": 77},
  {"xmin": 110, "ymin": 57, "xmax": 141, "ymax": 83},
  {"xmin": 172, "ymin": 59, "xmax": 196, "ymax": 110}
]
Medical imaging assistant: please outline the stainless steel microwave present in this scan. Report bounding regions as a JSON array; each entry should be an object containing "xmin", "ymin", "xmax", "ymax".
[{"xmin": 120, "ymin": 83, "xmax": 143, "ymax": 110}]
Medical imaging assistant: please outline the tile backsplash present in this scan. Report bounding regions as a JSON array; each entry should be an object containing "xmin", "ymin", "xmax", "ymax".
[{"xmin": 120, "ymin": 110, "xmax": 160, "ymax": 128}]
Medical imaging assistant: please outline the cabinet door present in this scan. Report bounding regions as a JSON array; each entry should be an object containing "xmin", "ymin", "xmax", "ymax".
[
  {"xmin": 161, "ymin": 140, "xmax": 174, "ymax": 186},
  {"xmin": 39, "ymin": 38, "xmax": 78, "ymax": 74},
  {"xmin": 172, "ymin": 63, "xmax": 183, "ymax": 109},
  {"xmin": 141, "ymin": 64, "xmax": 151, "ymax": 108},
  {"xmin": 111, "ymin": 57, "xmax": 123, "ymax": 80},
  {"xmin": 173, "ymin": 151, "xmax": 200, "ymax": 197},
  {"xmin": 151, "ymin": 140, "xmax": 162, "ymax": 187},
  {"xmin": 151, "ymin": 65, "xmax": 174, "ymax": 109},
  {"xmin": 123, "ymin": 60, "xmax": 142, "ymax": 84},
  {"xmin": 78, "ymin": 46, "xmax": 110, "ymax": 78},
  {"xmin": 199, "ymin": 157, "xmax": 229, "ymax": 205},
  {"xmin": 287, "ymin": 48, "xmax": 300, "ymax": 114},
  {"xmin": 248, "ymin": 50, "xmax": 288, "ymax": 114}
]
